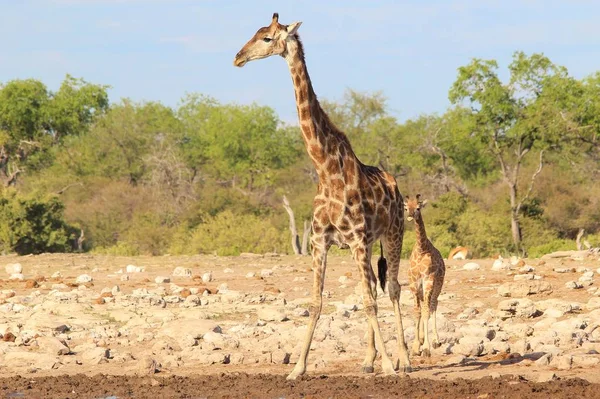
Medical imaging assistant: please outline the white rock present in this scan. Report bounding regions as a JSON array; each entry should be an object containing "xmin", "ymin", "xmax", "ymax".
[
  {"xmin": 201, "ymin": 272, "xmax": 212, "ymax": 283},
  {"xmin": 172, "ymin": 267, "xmax": 192, "ymax": 277},
  {"xmin": 155, "ymin": 276, "xmax": 170, "ymax": 284},
  {"xmin": 261, "ymin": 269, "xmax": 274, "ymax": 277},
  {"xmin": 126, "ymin": 265, "xmax": 144, "ymax": 273},
  {"xmin": 120, "ymin": 275, "xmax": 130, "ymax": 281},
  {"xmin": 579, "ymin": 271, "xmax": 594, "ymax": 283},
  {"xmin": 81, "ymin": 347, "xmax": 109, "ymax": 365},
  {"xmin": 338, "ymin": 276, "xmax": 350, "ymax": 284},
  {"xmin": 246, "ymin": 272, "xmax": 256, "ymax": 278},
  {"xmin": 463, "ymin": 262, "xmax": 480, "ymax": 271},
  {"xmin": 35, "ymin": 336, "xmax": 70, "ymax": 355},
  {"xmin": 75, "ymin": 274, "xmax": 93, "ymax": 283},
  {"xmin": 519, "ymin": 265, "xmax": 535, "ymax": 273},
  {"xmin": 51, "ymin": 271, "xmax": 62, "ymax": 278},
  {"xmin": 223, "ymin": 268, "xmax": 234, "ymax": 274},
  {"xmin": 257, "ymin": 307, "xmax": 287, "ymax": 322},
  {"xmin": 565, "ymin": 281, "xmax": 583, "ymax": 289},
  {"xmin": 5, "ymin": 263, "xmax": 22, "ymax": 275},
  {"xmin": 492, "ymin": 259, "xmax": 510, "ymax": 271},
  {"xmin": 8, "ymin": 273, "xmax": 24, "ymax": 281},
  {"xmin": 514, "ymin": 274, "xmax": 534, "ymax": 281},
  {"xmin": 587, "ymin": 297, "xmax": 600, "ymax": 311}
]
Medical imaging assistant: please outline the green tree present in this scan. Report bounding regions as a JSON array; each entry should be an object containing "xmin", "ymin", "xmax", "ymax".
[
  {"xmin": 449, "ymin": 52, "xmax": 575, "ymax": 255},
  {"xmin": 0, "ymin": 75, "xmax": 109, "ymax": 187}
]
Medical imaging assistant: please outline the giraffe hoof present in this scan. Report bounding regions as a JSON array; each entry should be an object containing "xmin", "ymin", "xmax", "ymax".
[
  {"xmin": 432, "ymin": 341, "xmax": 441, "ymax": 349},
  {"xmin": 400, "ymin": 365, "xmax": 413, "ymax": 373},
  {"xmin": 361, "ymin": 366, "xmax": 375, "ymax": 374},
  {"xmin": 422, "ymin": 348, "xmax": 431, "ymax": 358}
]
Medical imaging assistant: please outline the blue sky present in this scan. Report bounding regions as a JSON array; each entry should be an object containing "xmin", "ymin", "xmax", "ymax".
[{"xmin": 1, "ymin": 0, "xmax": 600, "ymax": 124}]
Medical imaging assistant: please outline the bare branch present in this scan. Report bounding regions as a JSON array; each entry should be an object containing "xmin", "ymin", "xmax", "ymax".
[
  {"xmin": 516, "ymin": 150, "xmax": 544, "ymax": 214},
  {"xmin": 282, "ymin": 195, "xmax": 301, "ymax": 255},
  {"xmin": 55, "ymin": 182, "xmax": 83, "ymax": 195}
]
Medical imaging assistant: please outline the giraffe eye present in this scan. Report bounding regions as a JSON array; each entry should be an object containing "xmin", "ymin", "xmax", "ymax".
[{"xmin": 263, "ymin": 37, "xmax": 272, "ymax": 43}]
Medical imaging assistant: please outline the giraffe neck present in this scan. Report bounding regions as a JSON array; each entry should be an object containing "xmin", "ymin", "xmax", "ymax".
[
  {"xmin": 284, "ymin": 37, "xmax": 354, "ymax": 176},
  {"xmin": 414, "ymin": 214, "xmax": 429, "ymax": 251}
]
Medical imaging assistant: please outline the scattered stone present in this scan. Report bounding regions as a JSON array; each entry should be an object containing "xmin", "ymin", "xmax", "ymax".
[
  {"xmin": 201, "ymin": 272, "xmax": 212, "ymax": 283},
  {"xmin": 498, "ymin": 298, "xmax": 537, "ymax": 319},
  {"xmin": 444, "ymin": 354, "xmax": 467, "ymax": 366},
  {"xmin": 537, "ymin": 372, "xmax": 558, "ymax": 383},
  {"xmin": 95, "ymin": 297, "xmax": 105, "ymax": 305},
  {"xmin": 338, "ymin": 276, "xmax": 350, "ymax": 284},
  {"xmin": 223, "ymin": 268, "xmax": 234, "ymax": 274},
  {"xmin": 293, "ymin": 308, "xmax": 309, "ymax": 317},
  {"xmin": 246, "ymin": 272, "xmax": 256, "ymax": 278},
  {"xmin": 5, "ymin": 263, "xmax": 22, "ymax": 275},
  {"xmin": 513, "ymin": 274, "xmax": 534, "ymax": 281},
  {"xmin": 271, "ymin": 350, "xmax": 290, "ymax": 364},
  {"xmin": 75, "ymin": 274, "xmax": 93, "ymax": 284},
  {"xmin": 155, "ymin": 276, "xmax": 170, "ymax": 284},
  {"xmin": 463, "ymin": 262, "xmax": 481, "ymax": 271},
  {"xmin": 126, "ymin": 265, "xmax": 144, "ymax": 273},
  {"xmin": 550, "ymin": 354, "xmax": 572, "ymax": 370},
  {"xmin": 565, "ymin": 281, "xmax": 583, "ymax": 289},
  {"xmin": 36, "ymin": 336, "xmax": 70, "ymax": 355},
  {"xmin": 81, "ymin": 347, "xmax": 109, "ymax": 365},
  {"xmin": 139, "ymin": 357, "xmax": 160, "ymax": 375},
  {"xmin": 120, "ymin": 275, "xmax": 130, "ymax": 281},
  {"xmin": 519, "ymin": 265, "xmax": 535, "ymax": 273},
  {"xmin": 587, "ymin": 297, "xmax": 600, "ymax": 311},
  {"xmin": 25, "ymin": 280, "xmax": 38, "ymax": 288},
  {"xmin": 9, "ymin": 273, "xmax": 24, "ymax": 281},
  {"xmin": 3, "ymin": 332, "xmax": 16, "ymax": 342},
  {"xmin": 554, "ymin": 268, "xmax": 575, "ymax": 273},
  {"xmin": 172, "ymin": 267, "xmax": 192, "ymax": 277},
  {"xmin": 492, "ymin": 259, "xmax": 510, "ymax": 271},
  {"xmin": 497, "ymin": 280, "xmax": 552, "ymax": 297},
  {"xmin": 180, "ymin": 288, "xmax": 192, "ymax": 298},
  {"xmin": 51, "ymin": 271, "xmax": 62, "ymax": 278},
  {"xmin": 260, "ymin": 269, "xmax": 274, "ymax": 277},
  {"xmin": 257, "ymin": 307, "xmax": 287, "ymax": 322}
]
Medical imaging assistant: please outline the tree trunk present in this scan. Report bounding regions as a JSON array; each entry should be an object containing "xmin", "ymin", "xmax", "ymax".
[
  {"xmin": 301, "ymin": 219, "xmax": 311, "ymax": 256},
  {"xmin": 282, "ymin": 196, "xmax": 301, "ymax": 255},
  {"xmin": 576, "ymin": 228, "xmax": 585, "ymax": 251},
  {"xmin": 508, "ymin": 183, "xmax": 523, "ymax": 255}
]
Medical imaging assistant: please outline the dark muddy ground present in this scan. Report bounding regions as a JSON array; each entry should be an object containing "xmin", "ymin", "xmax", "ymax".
[{"xmin": 1, "ymin": 373, "xmax": 599, "ymax": 399}]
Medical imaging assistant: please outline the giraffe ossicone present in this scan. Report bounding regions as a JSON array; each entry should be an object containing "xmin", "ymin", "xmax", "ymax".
[{"xmin": 235, "ymin": 13, "xmax": 412, "ymax": 379}]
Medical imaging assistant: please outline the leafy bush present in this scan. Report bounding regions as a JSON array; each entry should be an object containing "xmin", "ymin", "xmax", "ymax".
[
  {"xmin": 528, "ymin": 239, "xmax": 575, "ymax": 258},
  {"xmin": 0, "ymin": 189, "xmax": 75, "ymax": 254},
  {"xmin": 171, "ymin": 210, "xmax": 287, "ymax": 256}
]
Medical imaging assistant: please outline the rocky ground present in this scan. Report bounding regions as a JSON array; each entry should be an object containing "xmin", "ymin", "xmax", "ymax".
[{"xmin": 1, "ymin": 252, "xmax": 600, "ymax": 398}]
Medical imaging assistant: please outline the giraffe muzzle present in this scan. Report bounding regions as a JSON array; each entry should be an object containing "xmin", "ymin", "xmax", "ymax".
[{"xmin": 407, "ymin": 216, "xmax": 414, "ymax": 221}]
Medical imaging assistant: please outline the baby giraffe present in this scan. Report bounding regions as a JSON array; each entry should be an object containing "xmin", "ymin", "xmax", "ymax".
[{"xmin": 404, "ymin": 194, "xmax": 445, "ymax": 357}]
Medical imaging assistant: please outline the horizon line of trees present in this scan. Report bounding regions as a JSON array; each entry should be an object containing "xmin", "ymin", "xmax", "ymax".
[{"xmin": 1, "ymin": 51, "xmax": 599, "ymax": 258}]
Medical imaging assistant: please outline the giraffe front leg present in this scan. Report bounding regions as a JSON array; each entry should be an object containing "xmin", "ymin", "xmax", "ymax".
[
  {"xmin": 411, "ymin": 295, "xmax": 422, "ymax": 356},
  {"xmin": 287, "ymin": 240, "xmax": 327, "ymax": 380}
]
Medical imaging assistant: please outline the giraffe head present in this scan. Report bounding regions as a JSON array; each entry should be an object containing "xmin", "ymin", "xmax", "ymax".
[
  {"xmin": 403, "ymin": 194, "xmax": 428, "ymax": 222},
  {"xmin": 234, "ymin": 13, "xmax": 302, "ymax": 67}
]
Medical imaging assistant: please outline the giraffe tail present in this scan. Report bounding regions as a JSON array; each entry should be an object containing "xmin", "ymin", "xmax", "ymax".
[{"xmin": 377, "ymin": 241, "xmax": 387, "ymax": 292}]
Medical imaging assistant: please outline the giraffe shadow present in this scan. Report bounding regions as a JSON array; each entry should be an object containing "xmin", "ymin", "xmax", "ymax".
[{"xmin": 413, "ymin": 352, "xmax": 547, "ymax": 375}]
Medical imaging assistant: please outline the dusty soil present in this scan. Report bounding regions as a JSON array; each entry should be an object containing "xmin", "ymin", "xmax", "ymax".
[
  {"xmin": 1, "ymin": 252, "xmax": 600, "ymax": 398},
  {"xmin": 1, "ymin": 373, "xmax": 599, "ymax": 399}
]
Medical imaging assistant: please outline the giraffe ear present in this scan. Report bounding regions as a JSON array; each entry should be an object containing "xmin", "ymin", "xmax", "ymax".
[
  {"xmin": 420, "ymin": 199, "xmax": 428, "ymax": 208},
  {"xmin": 287, "ymin": 22, "xmax": 302, "ymax": 36},
  {"xmin": 272, "ymin": 13, "xmax": 279, "ymax": 24}
]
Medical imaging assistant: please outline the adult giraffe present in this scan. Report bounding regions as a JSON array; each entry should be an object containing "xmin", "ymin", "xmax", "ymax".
[{"xmin": 234, "ymin": 13, "xmax": 411, "ymax": 379}]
